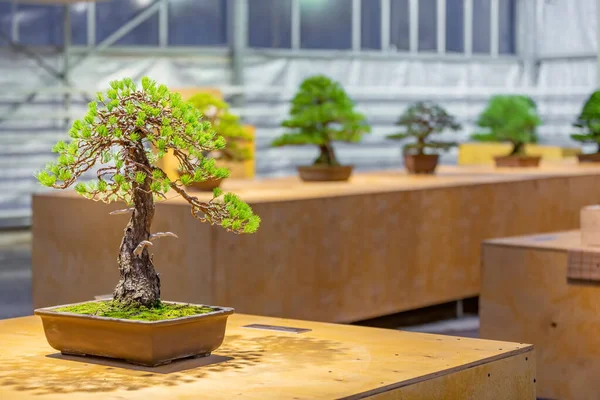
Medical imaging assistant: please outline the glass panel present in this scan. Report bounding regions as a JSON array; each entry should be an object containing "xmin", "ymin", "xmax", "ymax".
[
  {"xmin": 300, "ymin": 0, "xmax": 352, "ymax": 50},
  {"xmin": 248, "ymin": 0, "xmax": 292, "ymax": 48},
  {"xmin": 0, "ymin": 3, "xmax": 11, "ymax": 46},
  {"xmin": 361, "ymin": 0, "xmax": 381, "ymax": 50},
  {"xmin": 390, "ymin": 0, "xmax": 409, "ymax": 51},
  {"xmin": 16, "ymin": 4, "xmax": 87, "ymax": 46},
  {"xmin": 168, "ymin": 0, "xmax": 228, "ymax": 46},
  {"xmin": 472, "ymin": 0, "xmax": 491, "ymax": 54},
  {"xmin": 96, "ymin": 0, "xmax": 159, "ymax": 46},
  {"xmin": 446, "ymin": 0, "xmax": 464, "ymax": 52},
  {"xmin": 499, "ymin": 0, "xmax": 516, "ymax": 54},
  {"xmin": 418, "ymin": 0, "xmax": 437, "ymax": 51}
]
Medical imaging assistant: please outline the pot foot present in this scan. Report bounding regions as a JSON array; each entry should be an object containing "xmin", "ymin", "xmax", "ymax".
[{"xmin": 192, "ymin": 352, "xmax": 211, "ymax": 359}]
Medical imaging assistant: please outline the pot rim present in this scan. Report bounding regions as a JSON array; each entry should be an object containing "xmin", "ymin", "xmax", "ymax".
[
  {"xmin": 297, "ymin": 165, "xmax": 354, "ymax": 170},
  {"xmin": 494, "ymin": 155, "xmax": 541, "ymax": 160},
  {"xmin": 403, "ymin": 153, "xmax": 440, "ymax": 158},
  {"xmin": 34, "ymin": 300, "xmax": 234, "ymax": 326}
]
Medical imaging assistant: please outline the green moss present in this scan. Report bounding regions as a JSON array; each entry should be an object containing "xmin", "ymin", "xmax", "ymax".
[{"xmin": 54, "ymin": 301, "xmax": 216, "ymax": 321}]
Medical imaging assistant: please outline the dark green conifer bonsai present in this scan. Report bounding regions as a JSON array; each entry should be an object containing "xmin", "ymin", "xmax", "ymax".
[
  {"xmin": 471, "ymin": 95, "xmax": 542, "ymax": 167},
  {"xmin": 36, "ymin": 77, "xmax": 260, "ymax": 310},
  {"xmin": 572, "ymin": 90, "xmax": 600, "ymax": 162},
  {"xmin": 271, "ymin": 75, "xmax": 370, "ymax": 181},
  {"xmin": 387, "ymin": 101, "xmax": 461, "ymax": 174}
]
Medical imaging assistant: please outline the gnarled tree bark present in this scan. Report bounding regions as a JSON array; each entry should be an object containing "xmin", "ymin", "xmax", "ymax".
[{"xmin": 113, "ymin": 142, "xmax": 161, "ymax": 307}]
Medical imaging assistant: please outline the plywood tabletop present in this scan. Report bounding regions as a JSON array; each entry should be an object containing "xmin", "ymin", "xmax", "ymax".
[
  {"xmin": 483, "ymin": 230, "xmax": 585, "ymax": 251},
  {"xmin": 37, "ymin": 161, "xmax": 600, "ymax": 205},
  {"xmin": 0, "ymin": 314, "xmax": 532, "ymax": 399}
]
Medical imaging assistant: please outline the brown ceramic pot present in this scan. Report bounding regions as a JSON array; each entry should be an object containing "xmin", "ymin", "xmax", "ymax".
[
  {"xmin": 577, "ymin": 153, "xmax": 600, "ymax": 163},
  {"xmin": 177, "ymin": 169, "xmax": 224, "ymax": 192},
  {"xmin": 189, "ymin": 178, "xmax": 224, "ymax": 191},
  {"xmin": 404, "ymin": 154, "xmax": 439, "ymax": 174},
  {"xmin": 297, "ymin": 165, "xmax": 354, "ymax": 182},
  {"xmin": 494, "ymin": 155, "xmax": 541, "ymax": 168},
  {"xmin": 34, "ymin": 300, "xmax": 234, "ymax": 367}
]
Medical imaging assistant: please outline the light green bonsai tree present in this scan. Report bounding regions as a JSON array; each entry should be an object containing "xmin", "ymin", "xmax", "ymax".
[
  {"xmin": 36, "ymin": 77, "xmax": 260, "ymax": 308},
  {"xmin": 572, "ymin": 90, "xmax": 600, "ymax": 153},
  {"xmin": 387, "ymin": 101, "xmax": 462, "ymax": 154},
  {"xmin": 187, "ymin": 92, "xmax": 253, "ymax": 162},
  {"xmin": 471, "ymin": 95, "xmax": 541, "ymax": 156},
  {"xmin": 271, "ymin": 75, "xmax": 370, "ymax": 167}
]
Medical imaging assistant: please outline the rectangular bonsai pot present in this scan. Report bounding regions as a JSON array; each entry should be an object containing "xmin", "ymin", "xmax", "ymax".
[{"xmin": 34, "ymin": 300, "xmax": 234, "ymax": 367}]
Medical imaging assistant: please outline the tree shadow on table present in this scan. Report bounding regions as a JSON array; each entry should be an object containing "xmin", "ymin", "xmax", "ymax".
[{"xmin": 0, "ymin": 333, "xmax": 348, "ymax": 396}]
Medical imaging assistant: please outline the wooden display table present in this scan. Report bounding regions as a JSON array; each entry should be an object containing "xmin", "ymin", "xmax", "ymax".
[
  {"xmin": 32, "ymin": 161, "xmax": 600, "ymax": 323},
  {"xmin": 0, "ymin": 314, "xmax": 535, "ymax": 399},
  {"xmin": 480, "ymin": 230, "xmax": 600, "ymax": 400}
]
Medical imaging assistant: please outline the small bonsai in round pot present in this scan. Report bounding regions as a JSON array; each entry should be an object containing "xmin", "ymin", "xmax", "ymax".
[
  {"xmin": 271, "ymin": 75, "xmax": 371, "ymax": 182},
  {"xmin": 387, "ymin": 101, "xmax": 461, "ymax": 174},
  {"xmin": 183, "ymin": 92, "xmax": 254, "ymax": 190},
  {"xmin": 471, "ymin": 95, "xmax": 542, "ymax": 168},
  {"xmin": 34, "ymin": 77, "xmax": 260, "ymax": 367},
  {"xmin": 572, "ymin": 90, "xmax": 600, "ymax": 163}
]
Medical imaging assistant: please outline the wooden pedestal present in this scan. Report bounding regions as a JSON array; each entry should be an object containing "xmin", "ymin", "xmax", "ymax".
[
  {"xmin": 0, "ymin": 314, "xmax": 535, "ymax": 399},
  {"xmin": 480, "ymin": 231, "xmax": 600, "ymax": 400},
  {"xmin": 32, "ymin": 162, "xmax": 600, "ymax": 323}
]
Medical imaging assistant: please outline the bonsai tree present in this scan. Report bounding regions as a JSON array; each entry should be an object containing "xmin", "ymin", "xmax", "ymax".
[
  {"xmin": 187, "ymin": 92, "xmax": 253, "ymax": 162},
  {"xmin": 572, "ymin": 90, "xmax": 600, "ymax": 153},
  {"xmin": 36, "ymin": 77, "xmax": 260, "ymax": 308},
  {"xmin": 471, "ymin": 95, "xmax": 541, "ymax": 156},
  {"xmin": 387, "ymin": 101, "xmax": 462, "ymax": 155},
  {"xmin": 271, "ymin": 75, "xmax": 370, "ymax": 167}
]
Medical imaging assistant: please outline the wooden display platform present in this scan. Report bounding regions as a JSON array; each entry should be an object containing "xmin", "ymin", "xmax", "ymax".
[
  {"xmin": 32, "ymin": 161, "xmax": 600, "ymax": 323},
  {"xmin": 0, "ymin": 314, "xmax": 535, "ymax": 399},
  {"xmin": 480, "ymin": 230, "xmax": 600, "ymax": 400}
]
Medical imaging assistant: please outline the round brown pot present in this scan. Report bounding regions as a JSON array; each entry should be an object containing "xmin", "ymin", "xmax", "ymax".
[
  {"xmin": 577, "ymin": 153, "xmax": 600, "ymax": 163},
  {"xmin": 494, "ymin": 155, "xmax": 541, "ymax": 168},
  {"xmin": 404, "ymin": 154, "xmax": 439, "ymax": 174},
  {"xmin": 189, "ymin": 178, "xmax": 224, "ymax": 191},
  {"xmin": 297, "ymin": 165, "xmax": 354, "ymax": 182}
]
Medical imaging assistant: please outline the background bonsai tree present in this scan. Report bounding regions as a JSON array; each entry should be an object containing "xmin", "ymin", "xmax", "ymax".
[
  {"xmin": 271, "ymin": 75, "xmax": 370, "ymax": 167},
  {"xmin": 387, "ymin": 101, "xmax": 462, "ymax": 154},
  {"xmin": 36, "ymin": 77, "xmax": 260, "ymax": 308},
  {"xmin": 187, "ymin": 92, "xmax": 253, "ymax": 162},
  {"xmin": 571, "ymin": 90, "xmax": 600, "ymax": 153},
  {"xmin": 471, "ymin": 95, "xmax": 541, "ymax": 156}
]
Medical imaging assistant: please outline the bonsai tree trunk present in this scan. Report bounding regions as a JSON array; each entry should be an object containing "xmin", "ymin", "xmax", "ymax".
[
  {"xmin": 113, "ymin": 143, "xmax": 161, "ymax": 307},
  {"xmin": 510, "ymin": 141, "xmax": 525, "ymax": 156},
  {"xmin": 596, "ymin": 142, "xmax": 600, "ymax": 153},
  {"xmin": 314, "ymin": 143, "xmax": 340, "ymax": 166}
]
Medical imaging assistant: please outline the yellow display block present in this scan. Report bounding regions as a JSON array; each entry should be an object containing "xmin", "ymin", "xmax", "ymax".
[
  {"xmin": 480, "ymin": 230, "xmax": 600, "ymax": 400},
  {"xmin": 157, "ymin": 88, "xmax": 255, "ymax": 181},
  {"xmin": 158, "ymin": 125, "xmax": 255, "ymax": 182},
  {"xmin": 458, "ymin": 143, "xmax": 581, "ymax": 165},
  {"xmin": 0, "ymin": 314, "xmax": 535, "ymax": 399}
]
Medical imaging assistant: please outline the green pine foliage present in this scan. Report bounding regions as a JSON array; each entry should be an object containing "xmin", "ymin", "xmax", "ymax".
[
  {"xmin": 571, "ymin": 90, "xmax": 600, "ymax": 153},
  {"xmin": 471, "ymin": 95, "xmax": 541, "ymax": 156},
  {"xmin": 187, "ymin": 92, "xmax": 253, "ymax": 162},
  {"xmin": 35, "ymin": 77, "xmax": 260, "ymax": 234},
  {"xmin": 271, "ymin": 75, "xmax": 370, "ymax": 166},
  {"xmin": 387, "ymin": 101, "xmax": 461, "ymax": 155}
]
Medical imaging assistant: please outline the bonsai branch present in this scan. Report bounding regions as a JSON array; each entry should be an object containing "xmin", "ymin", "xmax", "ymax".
[
  {"xmin": 109, "ymin": 208, "xmax": 134, "ymax": 215},
  {"xmin": 149, "ymin": 232, "xmax": 178, "ymax": 241},
  {"xmin": 133, "ymin": 240, "xmax": 153, "ymax": 258}
]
